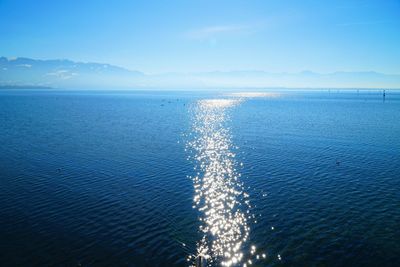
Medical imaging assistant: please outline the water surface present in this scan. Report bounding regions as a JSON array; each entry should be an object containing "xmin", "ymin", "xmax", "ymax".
[{"xmin": 0, "ymin": 89, "xmax": 399, "ymax": 267}]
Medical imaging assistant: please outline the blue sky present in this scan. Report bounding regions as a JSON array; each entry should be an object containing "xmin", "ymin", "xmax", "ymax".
[{"xmin": 1, "ymin": 0, "xmax": 399, "ymax": 74}]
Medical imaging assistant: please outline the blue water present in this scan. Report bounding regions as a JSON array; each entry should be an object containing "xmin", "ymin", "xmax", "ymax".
[{"xmin": 0, "ymin": 89, "xmax": 399, "ymax": 267}]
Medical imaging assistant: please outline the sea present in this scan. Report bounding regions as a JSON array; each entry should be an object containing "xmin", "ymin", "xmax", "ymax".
[{"xmin": 0, "ymin": 89, "xmax": 399, "ymax": 267}]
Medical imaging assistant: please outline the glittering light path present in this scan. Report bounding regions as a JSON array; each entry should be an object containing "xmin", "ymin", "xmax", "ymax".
[{"xmin": 186, "ymin": 98, "xmax": 253, "ymax": 267}]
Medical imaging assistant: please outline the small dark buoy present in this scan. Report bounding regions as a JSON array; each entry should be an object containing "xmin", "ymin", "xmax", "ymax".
[
  {"xmin": 336, "ymin": 159, "xmax": 341, "ymax": 165},
  {"xmin": 383, "ymin": 89, "xmax": 386, "ymax": 102}
]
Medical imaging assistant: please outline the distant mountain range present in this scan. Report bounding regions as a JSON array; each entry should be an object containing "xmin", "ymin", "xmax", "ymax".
[
  {"xmin": 1, "ymin": 57, "xmax": 399, "ymax": 89},
  {"xmin": 0, "ymin": 57, "xmax": 143, "ymax": 89}
]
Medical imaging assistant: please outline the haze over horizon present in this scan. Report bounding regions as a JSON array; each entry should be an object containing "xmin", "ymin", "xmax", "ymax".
[{"xmin": 1, "ymin": 56, "xmax": 400, "ymax": 89}]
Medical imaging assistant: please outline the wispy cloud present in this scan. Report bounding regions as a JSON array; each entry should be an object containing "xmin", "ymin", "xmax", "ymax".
[
  {"xmin": 187, "ymin": 25, "xmax": 250, "ymax": 40},
  {"xmin": 336, "ymin": 20, "xmax": 394, "ymax": 27}
]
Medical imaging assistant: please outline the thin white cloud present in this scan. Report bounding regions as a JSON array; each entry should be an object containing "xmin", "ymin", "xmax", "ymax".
[
  {"xmin": 46, "ymin": 70, "xmax": 78, "ymax": 80},
  {"xmin": 17, "ymin": 64, "xmax": 32, "ymax": 68},
  {"xmin": 187, "ymin": 25, "xmax": 249, "ymax": 40}
]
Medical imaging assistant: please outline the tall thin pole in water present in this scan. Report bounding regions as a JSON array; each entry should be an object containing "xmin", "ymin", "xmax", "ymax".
[{"xmin": 196, "ymin": 255, "xmax": 207, "ymax": 267}]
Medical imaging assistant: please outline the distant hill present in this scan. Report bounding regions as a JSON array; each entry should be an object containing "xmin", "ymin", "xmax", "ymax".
[
  {"xmin": 1, "ymin": 57, "xmax": 399, "ymax": 89},
  {"xmin": 0, "ymin": 85, "xmax": 52, "ymax": 89}
]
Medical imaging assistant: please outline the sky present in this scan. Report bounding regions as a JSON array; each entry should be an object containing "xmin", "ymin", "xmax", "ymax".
[{"xmin": 1, "ymin": 0, "xmax": 399, "ymax": 74}]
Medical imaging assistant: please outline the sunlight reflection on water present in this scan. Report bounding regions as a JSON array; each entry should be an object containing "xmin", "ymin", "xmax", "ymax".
[{"xmin": 186, "ymin": 98, "xmax": 256, "ymax": 267}]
